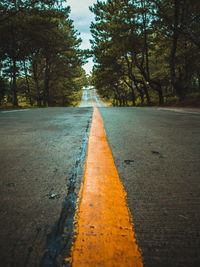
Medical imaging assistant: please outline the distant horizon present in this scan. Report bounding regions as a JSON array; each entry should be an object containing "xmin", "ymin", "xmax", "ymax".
[{"xmin": 67, "ymin": 0, "xmax": 96, "ymax": 75}]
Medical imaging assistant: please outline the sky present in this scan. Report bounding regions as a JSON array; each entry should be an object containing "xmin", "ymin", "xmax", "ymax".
[{"xmin": 67, "ymin": 0, "xmax": 97, "ymax": 75}]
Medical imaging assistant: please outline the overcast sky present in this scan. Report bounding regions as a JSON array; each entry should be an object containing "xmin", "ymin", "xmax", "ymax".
[{"xmin": 67, "ymin": 0, "xmax": 97, "ymax": 74}]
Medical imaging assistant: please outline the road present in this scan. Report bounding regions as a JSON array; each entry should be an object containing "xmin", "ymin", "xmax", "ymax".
[
  {"xmin": 99, "ymin": 107, "xmax": 200, "ymax": 267},
  {"xmin": 0, "ymin": 88, "xmax": 200, "ymax": 266},
  {"xmin": 0, "ymin": 107, "xmax": 93, "ymax": 267},
  {"xmin": 78, "ymin": 88, "xmax": 107, "ymax": 107}
]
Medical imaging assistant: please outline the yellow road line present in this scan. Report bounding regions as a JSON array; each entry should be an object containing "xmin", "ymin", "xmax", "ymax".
[{"xmin": 71, "ymin": 107, "xmax": 143, "ymax": 266}]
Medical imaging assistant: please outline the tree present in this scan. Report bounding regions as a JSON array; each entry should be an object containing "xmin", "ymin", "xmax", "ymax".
[
  {"xmin": 90, "ymin": 0, "xmax": 200, "ymax": 105},
  {"xmin": 0, "ymin": 0, "xmax": 87, "ymax": 107}
]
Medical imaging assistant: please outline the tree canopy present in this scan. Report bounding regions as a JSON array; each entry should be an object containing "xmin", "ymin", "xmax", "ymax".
[
  {"xmin": 0, "ymin": 0, "xmax": 88, "ymax": 107},
  {"xmin": 90, "ymin": 0, "xmax": 200, "ymax": 106}
]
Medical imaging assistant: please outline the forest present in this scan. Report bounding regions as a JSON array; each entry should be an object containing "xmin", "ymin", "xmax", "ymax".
[
  {"xmin": 90, "ymin": 0, "xmax": 200, "ymax": 106},
  {"xmin": 0, "ymin": 0, "xmax": 89, "ymax": 107},
  {"xmin": 1, "ymin": 0, "xmax": 200, "ymax": 108}
]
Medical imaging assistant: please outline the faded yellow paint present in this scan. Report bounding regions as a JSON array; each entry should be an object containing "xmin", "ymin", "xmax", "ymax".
[{"xmin": 71, "ymin": 107, "xmax": 143, "ymax": 266}]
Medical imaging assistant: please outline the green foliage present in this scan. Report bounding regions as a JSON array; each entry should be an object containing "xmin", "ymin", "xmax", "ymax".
[
  {"xmin": 0, "ymin": 76, "xmax": 10, "ymax": 104},
  {"xmin": 0, "ymin": 0, "xmax": 88, "ymax": 107},
  {"xmin": 90, "ymin": 0, "xmax": 200, "ymax": 106}
]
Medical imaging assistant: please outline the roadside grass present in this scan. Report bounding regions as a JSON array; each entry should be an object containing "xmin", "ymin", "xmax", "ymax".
[
  {"xmin": 102, "ymin": 98, "xmax": 113, "ymax": 107},
  {"xmin": 70, "ymin": 90, "xmax": 83, "ymax": 107},
  {"xmin": 98, "ymin": 91, "xmax": 200, "ymax": 108},
  {"xmin": 98, "ymin": 95, "xmax": 113, "ymax": 106},
  {"xmin": 1, "ymin": 90, "xmax": 199, "ymax": 110},
  {"xmin": 0, "ymin": 90, "xmax": 84, "ymax": 110},
  {"xmin": 0, "ymin": 101, "xmax": 34, "ymax": 110},
  {"xmin": 162, "ymin": 92, "xmax": 200, "ymax": 107},
  {"xmin": 137, "ymin": 92, "xmax": 200, "ymax": 108},
  {"xmin": 0, "ymin": 102, "xmax": 16, "ymax": 110}
]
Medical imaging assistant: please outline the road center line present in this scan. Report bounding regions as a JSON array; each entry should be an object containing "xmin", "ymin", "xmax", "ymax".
[{"xmin": 70, "ymin": 107, "xmax": 143, "ymax": 266}]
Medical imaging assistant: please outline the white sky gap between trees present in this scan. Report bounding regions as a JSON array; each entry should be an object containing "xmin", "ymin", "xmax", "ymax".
[{"xmin": 66, "ymin": 0, "xmax": 96, "ymax": 74}]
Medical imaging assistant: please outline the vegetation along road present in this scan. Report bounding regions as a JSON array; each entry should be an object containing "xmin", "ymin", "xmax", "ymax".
[
  {"xmin": 1, "ymin": 0, "xmax": 200, "ymax": 266},
  {"xmin": 0, "ymin": 88, "xmax": 200, "ymax": 267}
]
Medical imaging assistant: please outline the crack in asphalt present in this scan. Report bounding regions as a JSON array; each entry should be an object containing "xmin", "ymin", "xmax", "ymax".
[{"xmin": 40, "ymin": 114, "xmax": 93, "ymax": 267}]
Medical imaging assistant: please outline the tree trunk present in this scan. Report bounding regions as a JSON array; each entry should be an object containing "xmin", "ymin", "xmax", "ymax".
[
  {"xmin": 32, "ymin": 61, "xmax": 41, "ymax": 107},
  {"xmin": 198, "ymin": 73, "xmax": 200, "ymax": 90},
  {"xmin": 142, "ymin": 82, "xmax": 151, "ymax": 104},
  {"xmin": 134, "ymin": 82, "xmax": 144, "ymax": 104},
  {"xmin": 119, "ymin": 97, "xmax": 122, "ymax": 106},
  {"xmin": 141, "ymin": 0, "xmax": 150, "ymax": 79},
  {"xmin": 43, "ymin": 57, "xmax": 50, "ymax": 106},
  {"xmin": 170, "ymin": 0, "xmax": 180, "ymax": 95},
  {"xmin": 62, "ymin": 95, "xmax": 65, "ymax": 106},
  {"xmin": 12, "ymin": 59, "xmax": 18, "ymax": 106},
  {"xmin": 122, "ymin": 96, "xmax": 125, "ymax": 106},
  {"xmin": 125, "ymin": 96, "xmax": 128, "ymax": 106},
  {"xmin": 139, "ymin": 90, "xmax": 144, "ymax": 104},
  {"xmin": 158, "ymin": 88, "xmax": 164, "ymax": 105},
  {"xmin": 123, "ymin": 78, "xmax": 136, "ymax": 106},
  {"xmin": 23, "ymin": 60, "xmax": 33, "ymax": 106}
]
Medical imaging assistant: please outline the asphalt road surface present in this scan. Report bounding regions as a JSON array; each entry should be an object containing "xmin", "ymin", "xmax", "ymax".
[
  {"xmin": 0, "ymin": 107, "xmax": 93, "ymax": 267},
  {"xmin": 0, "ymin": 89, "xmax": 200, "ymax": 267},
  {"xmin": 78, "ymin": 88, "xmax": 107, "ymax": 107},
  {"xmin": 99, "ymin": 107, "xmax": 200, "ymax": 267}
]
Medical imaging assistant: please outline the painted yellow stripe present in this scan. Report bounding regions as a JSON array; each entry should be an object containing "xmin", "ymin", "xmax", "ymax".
[{"xmin": 71, "ymin": 107, "xmax": 143, "ymax": 266}]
